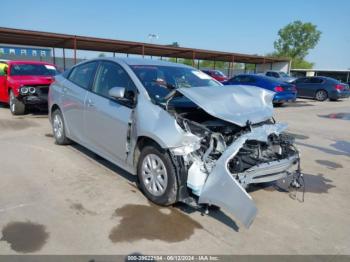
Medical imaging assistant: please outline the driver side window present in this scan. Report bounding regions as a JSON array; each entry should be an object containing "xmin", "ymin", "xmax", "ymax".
[{"xmin": 92, "ymin": 61, "xmax": 136, "ymax": 99}]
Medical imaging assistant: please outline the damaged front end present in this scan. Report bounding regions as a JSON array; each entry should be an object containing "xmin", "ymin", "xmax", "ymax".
[{"xmin": 166, "ymin": 86, "xmax": 301, "ymax": 228}]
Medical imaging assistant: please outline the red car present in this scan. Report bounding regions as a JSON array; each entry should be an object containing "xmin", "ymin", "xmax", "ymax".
[
  {"xmin": 202, "ymin": 69, "xmax": 228, "ymax": 82},
  {"xmin": 0, "ymin": 60, "xmax": 58, "ymax": 115}
]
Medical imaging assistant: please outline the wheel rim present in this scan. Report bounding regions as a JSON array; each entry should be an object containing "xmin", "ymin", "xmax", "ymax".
[
  {"xmin": 53, "ymin": 114, "xmax": 63, "ymax": 139},
  {"xmin": 316, "ymin": 90, "xmax": 327, "ymax": 101},
  {"xmin": 9, "ymin": 92, "xmax": 15, "ymax": 112},
  {"xmin": 141, "ymin": 154, "xmax": 168, "ymax": 196}
]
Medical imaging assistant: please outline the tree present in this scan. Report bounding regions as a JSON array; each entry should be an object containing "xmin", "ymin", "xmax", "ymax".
[
  {"xmin": 98, "ymin": 53, "xmax": 106, "ymax": 57},
  {"xmin": 167, "ymin": 42, "xmax": 180, "ymax": 47},
  {"xmin": 273, "ymin": 21, "xmax": 321, "ymax": 68}
]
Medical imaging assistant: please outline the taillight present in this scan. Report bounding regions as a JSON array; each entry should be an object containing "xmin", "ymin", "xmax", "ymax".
[
  {"xmin": 335, "ymin": 84, "xmax": 344, "ymax": 91},
  {"xmin": 274, "ymin": 86, "xmax": 284, "ymax": 92}
]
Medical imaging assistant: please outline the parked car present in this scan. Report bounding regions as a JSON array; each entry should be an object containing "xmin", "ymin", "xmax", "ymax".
[
  {"xmin": 202, "ymin": 69, "xmax": 228, "ymax": 82},
  {"xmin": 0, "ymin": 60, "xmax": 58, "ymax": 115},
  {"xmin": 264, "ymin": 70, "xmax": 296, "ymax": 83},
  {"xmin": 293, "ymin": 76, "xmax": 350, "ymax": 101},
  {"xmin": 224, "ymin": 74, "xmax": 297, "ymax": 106},
  {"xmin": 49, "ymin": 58, "xmax": 302, "ymax": 228}
]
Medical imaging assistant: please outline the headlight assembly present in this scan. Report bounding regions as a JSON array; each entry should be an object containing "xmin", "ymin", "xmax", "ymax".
[
  {"xmin": 20, "ymin": 87, "xmax": 29, "ymax": 95},
  {"xmin": 29, "ymin": 87, "xmax": 36, "ymax": 94}
]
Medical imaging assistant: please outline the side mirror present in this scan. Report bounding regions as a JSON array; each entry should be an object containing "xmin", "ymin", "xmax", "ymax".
[{"xmin": 108, "ymin": 86, "xmax": 125, "ymax": 99}]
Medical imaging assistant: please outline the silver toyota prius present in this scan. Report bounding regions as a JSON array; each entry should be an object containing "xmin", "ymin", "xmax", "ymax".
[{"xmin": 48, "ymin": 58, "xmax": 302, "ymax": 228}]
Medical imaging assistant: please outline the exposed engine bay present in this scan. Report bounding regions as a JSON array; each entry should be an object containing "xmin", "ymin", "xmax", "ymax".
[
  {"xmin": 164, "ymin": 94, "xmax": 302, "ymax": 228},
  {"xmin": 170, "ymin": 106, "xmax": 299, "ymax": 183}
]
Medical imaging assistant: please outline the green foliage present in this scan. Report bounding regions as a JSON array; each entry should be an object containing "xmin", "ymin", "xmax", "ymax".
[
  {"xmin": 272, "ymin": 21, "xmax": 321, "ymax": 69},
  {"xmin": 292, "ymin": 58, "xmax": 314, "ymax": 69},
  {"xmin": 98, "ymin": 53, "xmax": 106, "ymax": 57},
  {"xmin": 168, "ymin": 42, "xmax": 180, "ymax": 47},
  {"xmin": 274, "ymin": 20, "xmax": 321, "ymax": 60}
]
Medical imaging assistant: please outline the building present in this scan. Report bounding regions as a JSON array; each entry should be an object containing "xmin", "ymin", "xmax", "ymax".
[
  {"xmin": 0, "ymin": 27, "xmax": 290, "ymax": 73},
  {"xmin": 0, "ymin": 44, "xmax": 51, "ymax": 58},
  {"xmin": 291, "ymin": 69, "xmax": 350, "ymax": 83}
]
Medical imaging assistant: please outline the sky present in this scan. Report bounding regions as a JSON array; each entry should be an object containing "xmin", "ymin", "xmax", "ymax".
[{"xmin": 2, "ymin": 0, "xmax": 349, "ymax": 69}]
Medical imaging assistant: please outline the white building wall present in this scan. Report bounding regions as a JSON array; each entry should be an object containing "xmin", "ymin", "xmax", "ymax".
[{"xmin": 256, "ymin": 61, "xmax": 290, "ymax": 73}]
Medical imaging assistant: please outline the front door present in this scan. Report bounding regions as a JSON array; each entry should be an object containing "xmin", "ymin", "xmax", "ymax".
[{"xmin": 84, "ymin": 61, "xmax": 137, "ymax": 163}]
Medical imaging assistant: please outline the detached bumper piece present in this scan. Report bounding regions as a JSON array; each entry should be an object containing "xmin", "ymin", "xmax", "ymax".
[
  {"xmin": 198, "ymin": 123, "xmax": 300, "ymax": 228},
  {"xmin": 237, "ymin": 154, "xmax": 298, "ymax": 188}
]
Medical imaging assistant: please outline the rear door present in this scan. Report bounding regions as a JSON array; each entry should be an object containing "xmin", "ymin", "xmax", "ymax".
[
  {"xmin": 295, "ymin": 77, "xmax": 308, "ymax": 97},
  {"xmin": 63, "ymin": 61, "xmax": 98, "ymax": 143},
  {"xmin": 84, "ymin": 61, "xmax": 137, "ymax": 163},
  {"xmin": 303, "ymin": 77, "xmax": 324, "ymax": 97}
]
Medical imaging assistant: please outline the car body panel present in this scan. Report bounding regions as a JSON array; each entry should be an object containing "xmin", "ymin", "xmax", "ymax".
[
  {"xmin": 224, "ymin": 74, "xmax": 297, "ymax": 103},
  {"xmin": 84, "ymin": 91, "xmax": 133, "ymax": 162},
  {"xmin": 265, "ymin": 71, "xmax": 296, "ymax": 83},
  {"xmin": 202, "ymin": 69, "xmax": 228, "ymax": 82},
  {"xmin": 176, "ymin": 85, "xmax": 275, "ymax": 127},
  {"xmin": 0, "ymin": 60, "xmax": 57, "ymax": 105},
  {"xmin": 294, "ymin": 76, "xmax": 350, "ymax": 100},
  {"xmin": 49, "ymin": 58, "xmax": 301, "ymax": 228}
]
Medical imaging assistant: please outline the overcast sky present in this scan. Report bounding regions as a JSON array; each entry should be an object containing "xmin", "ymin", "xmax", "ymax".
[{"xmin": 2, "ymin": 0, "xmax": 349, "ymax": 69}]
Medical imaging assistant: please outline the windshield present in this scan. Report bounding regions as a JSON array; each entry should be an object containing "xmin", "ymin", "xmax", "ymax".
[
  {"xmin": 131, "ymin": 65, "xmax": 221, "ymax": 101},
  {"xmin": 10, "ymin": 64, "xmax": 57, "ymax": 76},
  {"xmin": 213, "ymin": 70, "xmax": 226, "ymax": 77},
  {"xmin": 279, "ymin": 72, "xmax": 290, "ymax": 77}
]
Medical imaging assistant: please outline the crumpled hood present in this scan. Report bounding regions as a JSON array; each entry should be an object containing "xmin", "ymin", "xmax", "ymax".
[{"xmin": 176, "ymin": 85, "xmax": 275, "ymax": 127}]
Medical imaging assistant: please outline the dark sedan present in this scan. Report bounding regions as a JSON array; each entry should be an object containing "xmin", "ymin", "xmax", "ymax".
[
  {"xmin": 224, "ymin": 74, "xmax": 297, "ymax": 106},
  {"xmin": 293, "ymin": 76, "xmax": 350, "ymax": 101}
]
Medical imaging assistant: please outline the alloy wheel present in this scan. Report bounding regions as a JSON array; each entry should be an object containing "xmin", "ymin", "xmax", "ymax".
[
  {"xmin": 141, "ymin": 153, "xmax": 168, "ymax": 196},
  {"xmin": 53, "ymin": 114, "xmax": 64, "ymax": 139}
]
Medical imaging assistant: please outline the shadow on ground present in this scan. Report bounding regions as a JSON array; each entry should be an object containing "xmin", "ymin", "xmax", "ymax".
[
  {"xmin": 249, "ymin": 172, "xmax": 335, "ymax": 195},
  {"xmin": 296, "ymin": 141, "xmax": 350, "ymax": 157},
  {"xmin": 281, "ymin": 100, "xmax": 315, "ymax": 108},
  {"xmin": 69, "ymin": 143, "xmax": 240, "ymax": 231}
]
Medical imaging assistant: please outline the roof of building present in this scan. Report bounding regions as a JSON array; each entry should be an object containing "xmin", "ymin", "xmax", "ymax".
[{"xmin": 0, "ymin": 27, "xmax": 289, "ymax": 64}]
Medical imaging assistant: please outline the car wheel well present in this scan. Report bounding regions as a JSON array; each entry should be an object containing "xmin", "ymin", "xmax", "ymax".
[
  {"xmin": 133, "ymin": 136, "xmax": 161, "ymax": 167},
  {"xmin": 51, "ymin": 104, "xmax": 60, "ymax": 116}
]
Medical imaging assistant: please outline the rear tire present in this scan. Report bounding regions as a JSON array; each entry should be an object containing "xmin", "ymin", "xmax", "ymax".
[
  {"xmin": 273, "ymin": 102, "xmax": 284, "ymax": 107},
  {"xmin": 315, "ymin": 90, "xmax": 328, "ymax": 101},
  {"xmin": 9, "ymin": 90, "xmax": 25, "ymax": 115},
  {"xmin": 51, "ymin": 109, "xmax": 71, "ymax": 145},
  {"xmin": 137, "ymin": 144, "xmax": 178, "ymax": 206}
]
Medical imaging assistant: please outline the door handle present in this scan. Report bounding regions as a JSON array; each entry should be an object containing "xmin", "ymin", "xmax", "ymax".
[
  {"xmin": 87, "ymin": 98, "xmax": 95, "ymax": 107},
  {"xmin": 62, "ymin": 87, "xmax": 68, "ymax": 93}
]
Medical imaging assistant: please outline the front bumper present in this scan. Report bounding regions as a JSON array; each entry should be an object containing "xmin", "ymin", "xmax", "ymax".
[
  {"xmin": 20, "ymin": 94, "xmax": 48, "ymax": 106},
  {"xmin": 198, "ymin": 123, "xmax": 299, "ymax": 228}
]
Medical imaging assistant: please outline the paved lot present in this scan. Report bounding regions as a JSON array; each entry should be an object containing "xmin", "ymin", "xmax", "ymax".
[{"xmin": 0, "ymin": 99, "xmax": 349, "ymax": 255}]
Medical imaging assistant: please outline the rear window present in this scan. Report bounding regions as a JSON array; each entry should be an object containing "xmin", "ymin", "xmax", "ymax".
[{"xmin": 10, "ymin": 64, "xmax": 57, "ymax": 76}]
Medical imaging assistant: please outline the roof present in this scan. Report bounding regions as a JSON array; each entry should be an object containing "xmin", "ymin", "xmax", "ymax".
[{"xmin": 0, "ymin": 27, "xmax": 289, "ymax": 64}]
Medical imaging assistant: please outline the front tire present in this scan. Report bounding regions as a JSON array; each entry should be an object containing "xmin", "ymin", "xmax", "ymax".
[
  {"xmin": 137, "ymin": 144, "xmax": 178, "ymax": 206},
  {"xmin": 315, "ymin": 90, "xmax": 328, "ymax": 101},
  {"xmin": 9, "ymin": 90, "xmax": 25, "ymax": 115},
  {"xmin": 273, "ymin": 102, "xmax": 284, "ymax": 107},
  {"xmin": 52, "ymin": 109, "xmax": 71, "ymax": 145}
]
